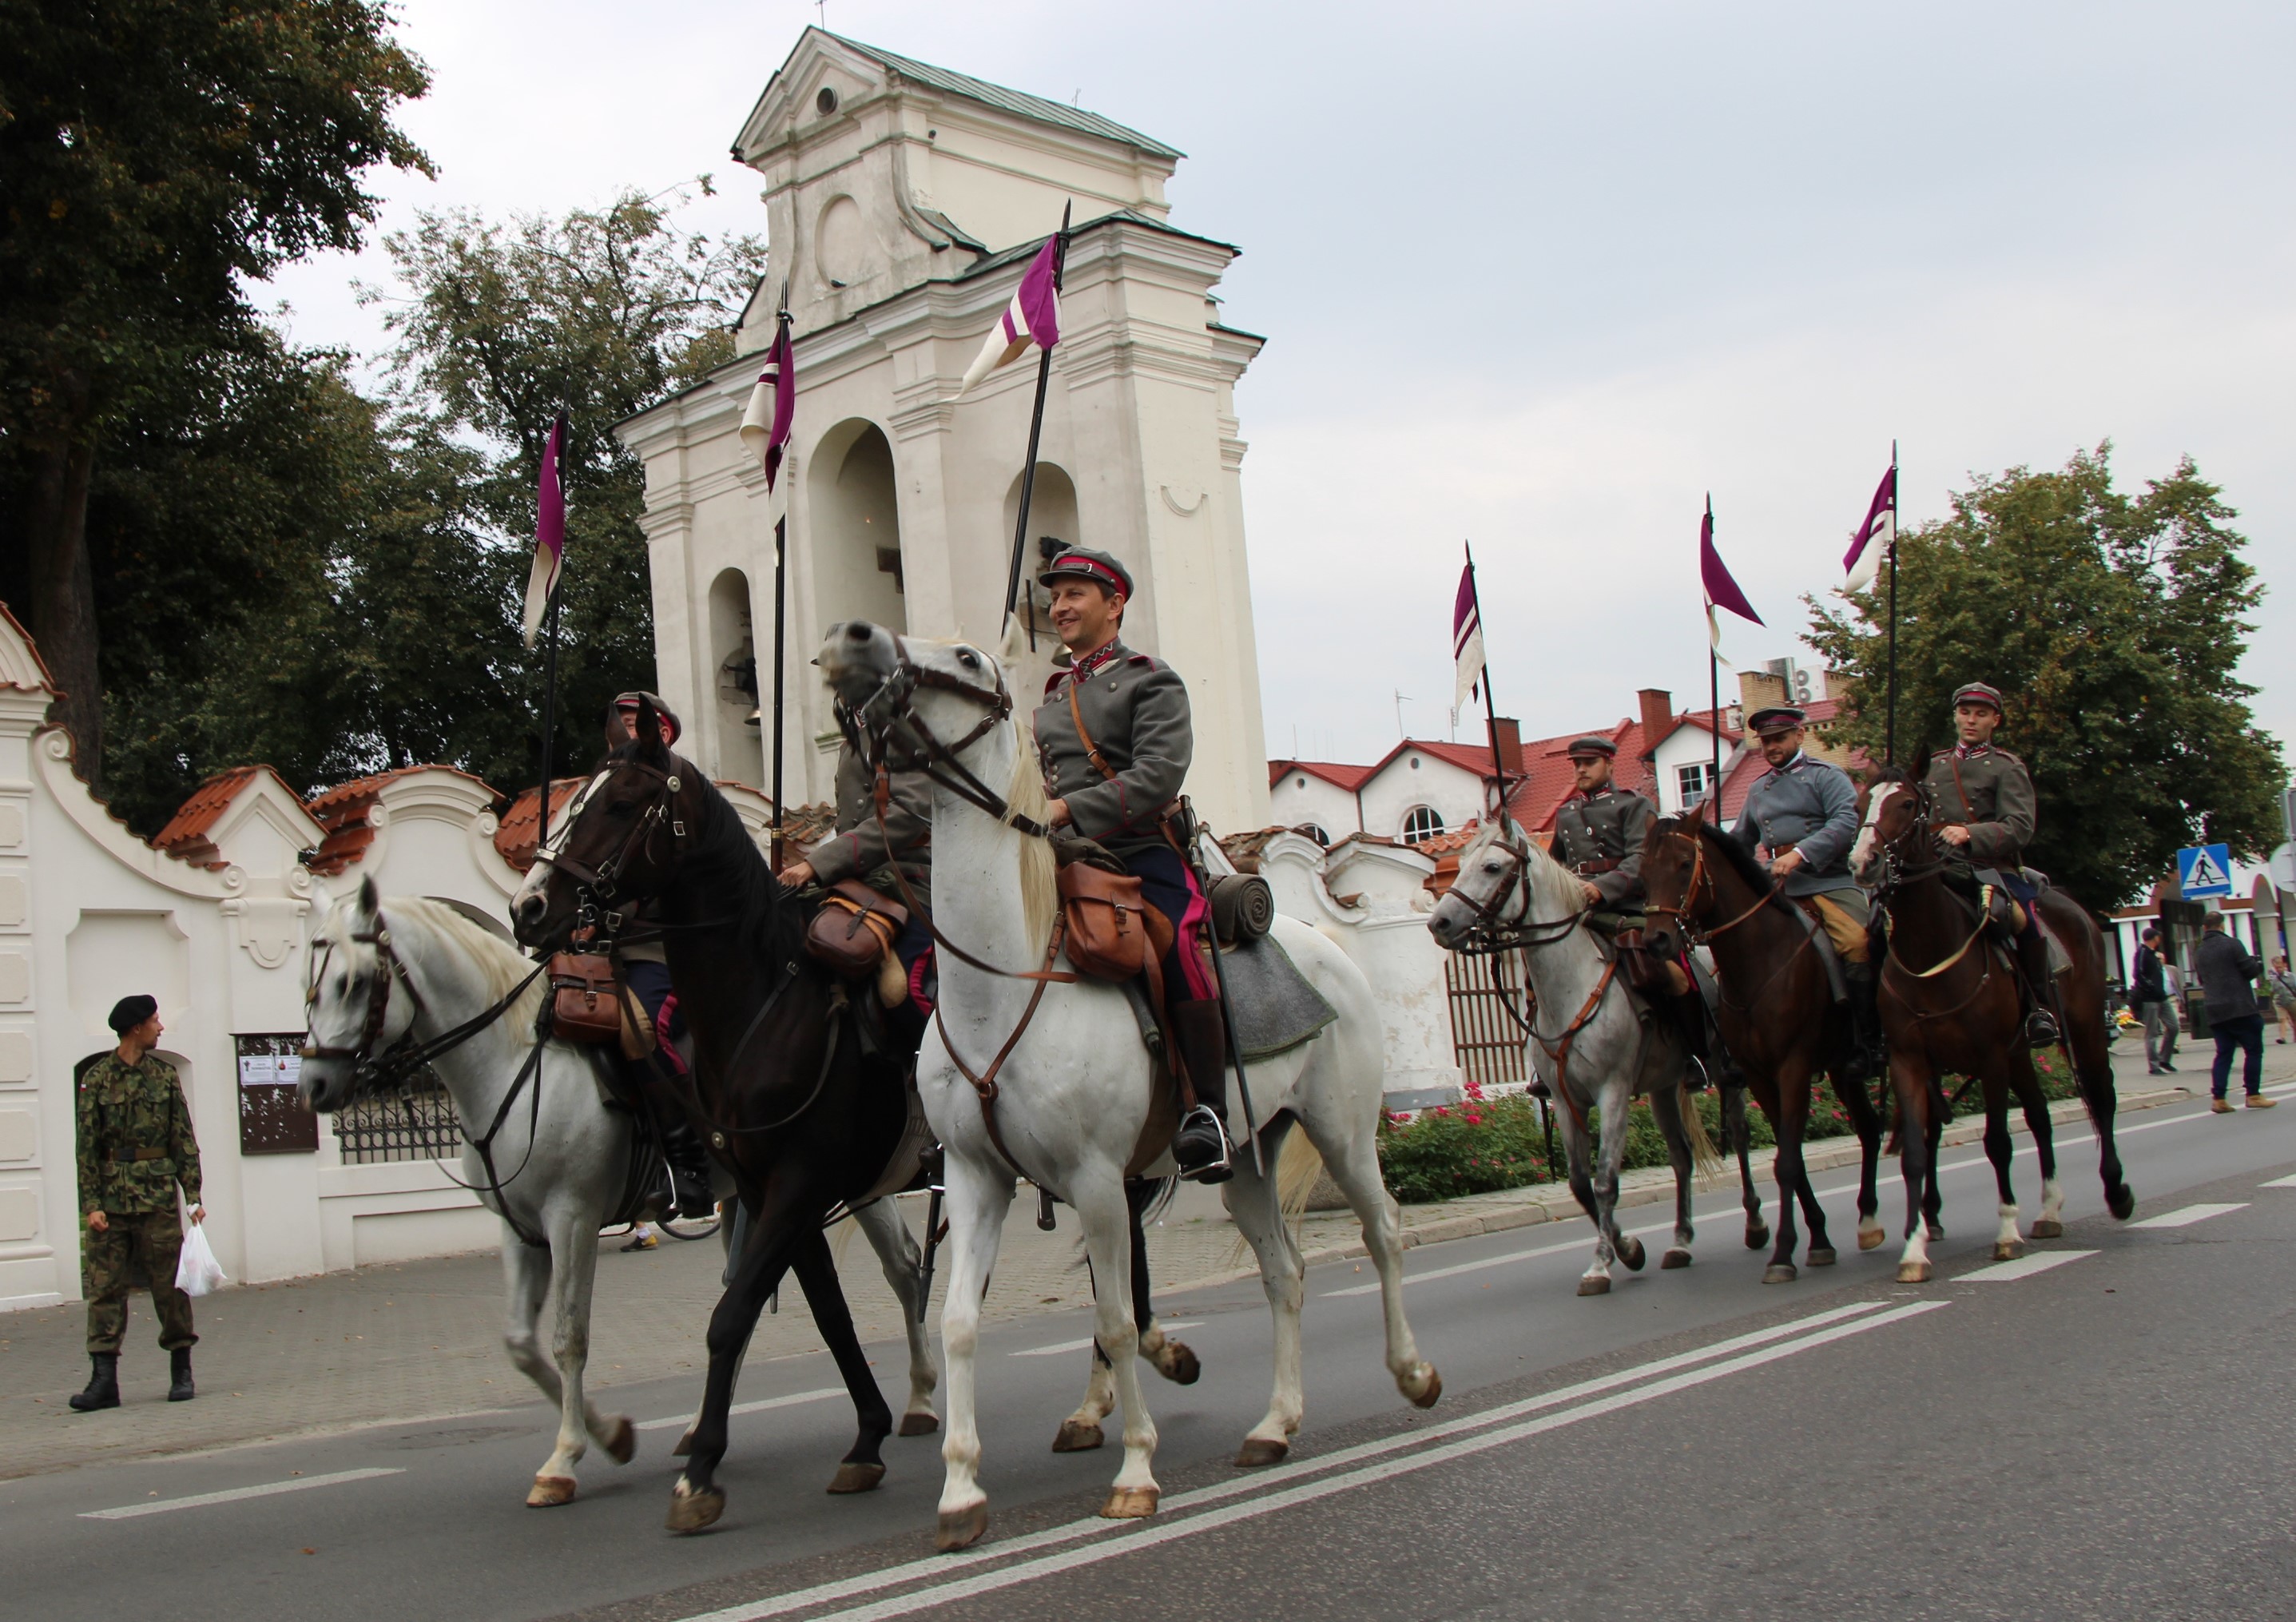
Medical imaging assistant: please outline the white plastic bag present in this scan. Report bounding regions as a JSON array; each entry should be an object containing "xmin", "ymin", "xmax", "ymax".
[{"xmin": 175, "ymin": 1222, "xmax": 226, "ymax": 1298}]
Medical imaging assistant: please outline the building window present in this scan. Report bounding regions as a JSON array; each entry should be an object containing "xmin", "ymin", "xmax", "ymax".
[
  {"xmin": 1302, "ymin": 824, "xmax": 1330, "ymax": 846},
  {"xmin": 1676, "ymin": 762, "xmax": 1712, "ymax": 809},
  {"xmin": 1400, "ymin": 805, "xmax": 1444, "ymax": 845}
]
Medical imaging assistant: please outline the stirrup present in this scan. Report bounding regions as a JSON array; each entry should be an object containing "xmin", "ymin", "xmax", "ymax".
[
  {"xmin": 2024, "ymin": 1008, "xmax": 2060, "ymax": 1048},
  {"xmin": 1174, "ymin": 1105, "xmax": 1233, "ymax": 1184}
]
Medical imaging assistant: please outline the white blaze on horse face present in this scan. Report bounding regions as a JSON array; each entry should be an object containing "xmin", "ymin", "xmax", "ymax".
[
  {"xmin": 1850, "ymin": 781, "xmax": 1898, "ymax": 882},
  {"xmin": 512, "ymin": 770, "xmax": 611, "ymax": 916}
]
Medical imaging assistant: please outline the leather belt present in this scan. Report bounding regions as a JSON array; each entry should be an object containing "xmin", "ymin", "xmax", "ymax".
[
  {"xmin": 1572, "ymin": 858, "xmax": 1620, "ymax": 876},
  {"xmin": 110, "ymin": 1149, "xmax": 169, "ymax": 1163}
]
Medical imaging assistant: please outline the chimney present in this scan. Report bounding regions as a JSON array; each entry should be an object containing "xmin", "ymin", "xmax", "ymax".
[
  {"xmin": 1738, "ymin": 669, "xmax": 1788, "ymax": 712},
  {"xmin": 1487, "ymin": 717, "xmax": 1522, "ymax": 799},
  {"xmin": 1637, "ymin": 689, "xmax": 1674, "ymax": 754}
]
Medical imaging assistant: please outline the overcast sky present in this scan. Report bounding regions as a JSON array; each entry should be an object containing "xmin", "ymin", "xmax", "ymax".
[{"xmin": 271, "ymin": 0, "xmax": 2296, "ymax": 771}]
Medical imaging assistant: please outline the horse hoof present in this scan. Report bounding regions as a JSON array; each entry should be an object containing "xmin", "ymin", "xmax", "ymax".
[
  {"xmin": 1808, "ymin": 1246, "xmax": 1837, "ymax": 1267},
  {"xmin": 602, "ymin": 1416, "xmax": 637, "ymax": 1465},
  {"xmin": 526, "ymin": 1475, "xmax": 578, "ymax": 1508},
  {"xmin": 1992, "ymin": 1240, "xmax": 2024, "ymax": 1262},
  {"xmin": 1236, "ymin": 1436, "xmax": 1289, "ymax": 1468},
  {"xmin": 1660, "ymin": 1247, "xmax": 1692, "ymax": 1270},
  {"xmin": 1925, "ymin": 1222, "xmax": 1945, "ymax": 1242},
  {"xmin": 1744, "ymin": 1223, "xmax": 1770, "ymax": 1251},
  {"xmin": 1897, "ymin": 1260, "xmax": 1933, "ymax": 1284},
  {"xmin": 1100, "ymin": 1485, "xmax": 1159, "ymax": 1520},
  {"xmin": 935, "ymin": 1501, "xmax": 989, "ymax": 1552},
  {"xmin": 665, "ymin": 1480, "xmax": 725, "ymax": 1534},
  {"xmin": 1577, "ymin": 1274, "xmax": 1611, "ymax": 1297},
  {"xmin": 1405, "ymin": 1363, "xmax": 1442, "ymax": 1409},
  {"xmin": 1051, "ymin": 1419, "xmax": 1105, "ymax": 1453},
  {"xmin": 1858, "ymin": 1224, "xmax": 1886, "ymax": 1252},
  {"xmin": 1618, "ymin": 1236, "xmax": 1647, "ymax": 1272},
  {"xmin": 2031, "ymin": 1218, "xmax": 2064, "ymax": 1239},
  {"xmin": 828, "ymin": 1461, "xmax": 886, "ymax": 1495},
  {"xmin": 1762, "ymin": 1263, "xmax": 1797, "ymax": 1285},
  {"xmin": 670, "ymin": 1425, "xmax": 694, "ymax": 1459},
  {"xmin": 2108, "ymin": 1186, "xmax": 2137, "ymax": 1222},
  {"xmin": 898, "ymin": 1411, "xmax": 941, "ymax": 1437},
  {"xmin": 1159, "ymin": 1341, "xmax": 1202, "ymax": 1385}
]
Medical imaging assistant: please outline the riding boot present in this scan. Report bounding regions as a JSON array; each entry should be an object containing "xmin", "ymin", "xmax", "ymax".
[
  {"xmin": 1840, "ymin": 960, "xmax": 1885, "ymax": 1083},
  {"xmin": 1672, "ymin": 991, "xmax": 1714, "ymax": 1091},
  {"xmin": 70, "ymin": 1353, "xmax": 120, "ymax": 1413},
  {"xmin": 657, "ymin": 1114, "xmax": 717, "ymax": 1221},
  {"xmin": 2016, "ymin": 928, "xmax": 2061, "ymax": 1048},
  {"xmin": 168, "ymin": 1346, "xmax": 195, "ymax": 1402},
  {"xmin": 1169, "ymin": 1000, "xmax": 1234, "ymax": 1184}
]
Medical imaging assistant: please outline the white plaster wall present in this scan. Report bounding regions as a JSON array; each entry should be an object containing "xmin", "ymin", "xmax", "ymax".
[
  {"xmin": 1357, "ymin": 753, "xmax": 1486, "ymax": 846},
  {"xmin": 1267, "ymin": 773, "xmax": 1364, "ymax": 843}
]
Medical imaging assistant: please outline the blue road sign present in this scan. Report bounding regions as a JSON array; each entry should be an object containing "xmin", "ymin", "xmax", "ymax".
[{"xmin": 2177, "ymin": 843, "xmax": 2234, "ymax": 899}]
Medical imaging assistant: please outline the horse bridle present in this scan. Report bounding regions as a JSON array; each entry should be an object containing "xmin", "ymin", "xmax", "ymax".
[
  {"xmin": 836, "ymin": 634, "xmax": 1051, "ymax": 841},
  {"xmin": 529, "ymin": 760, "xmax": 691, "ymax": 908},
  {"xmin": 302, "ymin": 920, "xmax": 428, "ymax": 1083},
  {"xmin": 1643, "ymin": 825, "xmax": 1781, "ymax": 948},
  {"xmin": 1447, "ymin": 828, "xmax": 1587, "ymax": 954}
]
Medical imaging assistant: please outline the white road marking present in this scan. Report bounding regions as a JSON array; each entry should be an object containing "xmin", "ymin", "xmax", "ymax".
[
  {"xmin": 1011, "ymin": 1322, "xmax": 1199, "ymax": 1358},
  {"xmin": 2258, "ymin": 1173, "xmax": 2296, "ymax": 1188},
  {"xmin": 82, "ymin": 1468, "xmax": 404, "ymax": 1521},
  {"xmin": 1959, "ymin": 1249, "xmax": 2098, "ymax": 1282},
  {"xmin": 790, "ymin": 1302, "xmax": 1952, "ymax": 1622},
  {"xmin": 673, "ymin": 1301, "xmax": 1897, "ymax": 1622},
  {"xmin": 1324, "ymin": 1081, "xmax": 2294, "ymax": 1298},
  {"xmin": 2130, "ymin": 1202, "xmax": 2247, "ymax": 1229},
  {"xmin": 635, "ymin": 1388, "xmax": 844, "ymax": 1433}
]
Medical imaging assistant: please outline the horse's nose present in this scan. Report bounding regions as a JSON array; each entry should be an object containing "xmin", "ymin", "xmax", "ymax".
[
  {"xmin": 512, "ymin": 891, "xmax": 546, "ymax": 934},
  {"xmin": 844, "ymin": 620, "xmax": 876, "ymax": 642}
]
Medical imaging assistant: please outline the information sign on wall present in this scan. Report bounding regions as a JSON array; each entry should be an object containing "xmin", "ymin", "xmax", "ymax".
[{"xmin": 236, "ymin": 1033, "xmax": 317, "ymax": 1154}]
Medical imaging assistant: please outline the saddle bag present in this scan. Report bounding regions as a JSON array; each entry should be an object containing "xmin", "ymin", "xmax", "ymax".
[
  {"xmin": 548, "ymin": 953, "xmax": 625, "ymax": 1047},
  {"xmin": 1059, "ymin": 862, "xmax": 1172, "ymax": 982},
  {"xmin": 806, "ymin": 880, "xmax": 909, "ymax": 979}
]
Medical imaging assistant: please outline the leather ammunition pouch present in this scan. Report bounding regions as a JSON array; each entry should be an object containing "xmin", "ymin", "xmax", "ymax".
[
  {"xmin": 806, "ymin": 880, "xmax": 909, "ymax": 979},
  {"xmin": 1058, "ymin": 862, "xmax": 1174, "ymax": 983},
  {"xmin": 1614, "ymin": 928, "xmax": 1690, "ymax": 1000},
  {"xmin": 549, "ymin": 953, "xmax": 626, "ymax": 1047}
]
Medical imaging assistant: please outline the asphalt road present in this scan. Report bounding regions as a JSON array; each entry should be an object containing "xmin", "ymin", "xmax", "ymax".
[{"xmin": 10, "ymin": 1080, "xmax": 2296, "ymax": 1622}]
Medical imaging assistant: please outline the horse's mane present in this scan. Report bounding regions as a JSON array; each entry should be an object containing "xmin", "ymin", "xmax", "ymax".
[
  {"xmin": 1008, "ymin": 714, "xmax": 1058, "ymax": 950},
  {"xmin": 1464, "ymin": 819, "xmax": 1586, "ymax": 920},
  {"xmin": 608, "ymin": 738, "xmax": 804, "ymax": 964},
  {"xmin": 1652, "ymin": 813, "xmax": 1805, "ymax": 924},
  {"xmin": 362, "ymin": 896, "xmax": 547, "ymax": 1028}
]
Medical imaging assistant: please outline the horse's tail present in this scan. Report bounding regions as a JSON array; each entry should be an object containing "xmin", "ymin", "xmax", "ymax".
[
  {"xmin": 1276, "ymin": 1126, "xmax": 1325, "ymax": 1227},
  {"xmin": 1682, "ymin": 1082, "xmax": 1726, "ymax": 1185}
]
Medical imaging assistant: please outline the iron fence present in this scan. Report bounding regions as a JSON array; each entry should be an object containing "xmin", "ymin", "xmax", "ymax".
[
  {"xmin": 1444, "ymin": 947, "xmax": 1532, "ymax": 1091},
  {"xmin": 332, "ymin": 1071, "xmax": 463, "ymax": 1164}
]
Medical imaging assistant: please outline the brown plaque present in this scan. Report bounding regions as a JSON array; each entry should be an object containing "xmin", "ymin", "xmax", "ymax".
[{"xmin": 236, "ymin": 1033, "xmax": 318, "ymax": 1154}]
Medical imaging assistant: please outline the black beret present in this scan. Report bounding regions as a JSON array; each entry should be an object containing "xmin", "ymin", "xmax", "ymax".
[{"xmin": 108, "ymin": 994, "xmax": 158, "ymax": 1035}]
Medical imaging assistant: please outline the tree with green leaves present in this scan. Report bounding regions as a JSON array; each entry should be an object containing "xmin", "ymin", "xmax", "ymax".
[
  {"xmin": 0, "ymin": 0, "xmax": 430, "ymax": 785},
  {"xmin": 1806, "ymin": 446, "xmax": 2285, "ymax": 911},
  {"xmin": 369, "ymin": 184, "xmax": 767, "ymax": 785}
]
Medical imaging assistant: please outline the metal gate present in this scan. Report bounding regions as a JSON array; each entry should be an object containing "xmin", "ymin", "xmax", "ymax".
[
  {"xmin": 332, "ymin": 1070, "xmax": 463, "ymax": 1164},
  {"xmin": 1444, "ymin": 948, "xmax": 1531, "ymax": 1090}
]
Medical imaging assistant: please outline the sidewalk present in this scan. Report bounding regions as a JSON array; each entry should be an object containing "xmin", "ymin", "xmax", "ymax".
[{"xmin": 0, "ymin": 1038, "xmax": 2268, "ymax": 1481}]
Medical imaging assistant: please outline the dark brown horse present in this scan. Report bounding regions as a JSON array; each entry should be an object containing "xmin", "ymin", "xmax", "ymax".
[
  {"xmin": 1641, "ymin": 814, "xmax": 1889, "ymax": 1284},
  {"xmin": 512, "ymin": 703, "xmax": 924, "ymax": 1533},
  {"xmin": 1850, "ymin": 772, "xmax": 2133, "ymax": 1281}
]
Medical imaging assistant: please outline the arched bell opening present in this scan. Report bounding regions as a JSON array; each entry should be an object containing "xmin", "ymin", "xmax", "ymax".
[
  {"xmin": 1003, "ymin": 463, "xmax": 1081, "ymax": 639},
  {"xmin": 708, "ymin": 567, "xmax": 764, "ymax": 789},
  {"xmin": 808, "ymin": 419, "xmax": 907, "ymax": 638}
]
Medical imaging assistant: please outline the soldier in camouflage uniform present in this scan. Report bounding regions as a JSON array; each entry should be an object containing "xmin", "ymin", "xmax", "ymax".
[
  {"xmin": 1551, "ymin": 736, "xmax": 1720, "ymax": 1083},
  {"xmin": 71, "ymin": 994, "xmax": 204, "ymax": 1411},
  {"xmin": 1031, "ymin": 547, "xmax": 1232, "ymax": 1183},
  {"xmin": 1921, "ymin": 681, "xmax": 2059, "ymax": 1046}
]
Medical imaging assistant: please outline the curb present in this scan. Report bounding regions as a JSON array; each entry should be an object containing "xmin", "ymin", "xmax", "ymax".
[{"xmin": 1161, "ymin": 1080, "xmax": 2193, "ymax": 1295}]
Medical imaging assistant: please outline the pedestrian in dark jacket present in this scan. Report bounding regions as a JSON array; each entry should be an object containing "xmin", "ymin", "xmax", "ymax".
[
  {"xmin": 2131, "ymin": 927, "xmax": 2178, "ymax": 1075},
  {"xmin": 2197, "ymin": 916, "xmax": 2274, "ymax": 1112}
]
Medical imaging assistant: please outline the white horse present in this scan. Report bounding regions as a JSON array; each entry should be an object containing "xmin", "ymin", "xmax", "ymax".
[
  {"xmin": 821, "ymin": 622, "xmax": 1439, "ymax": 1552},
  {"xmin": 299, "ymin": 881, "xmax": 939, "ymax": 1506},
  {"xmin": 1428, "ymin": 823, "xmax": 1720, "ymax": 1295}
]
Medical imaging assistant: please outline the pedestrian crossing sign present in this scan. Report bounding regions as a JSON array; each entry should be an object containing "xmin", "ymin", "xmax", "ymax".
[{"xmin": 2177, "ymin": 843, "xmax": 2233, "ymax": 899}]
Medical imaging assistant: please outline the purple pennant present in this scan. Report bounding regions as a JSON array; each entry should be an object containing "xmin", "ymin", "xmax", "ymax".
[
  {"xmin": 1700, "ymin": 506, "xmax": 1762, "ymax": 626},
  {"xmin": 521, "ymin": 416, "xmax": 567, "ymax": 647}
]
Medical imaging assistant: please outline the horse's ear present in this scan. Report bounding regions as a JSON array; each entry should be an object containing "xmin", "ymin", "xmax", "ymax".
[
  {"xmin": 356, "ymin": 876, "xmax": 380, "ymax": 920},
  {"xmin": 634, "ymin": 696, "xmax": 670, "ymax": 765}
]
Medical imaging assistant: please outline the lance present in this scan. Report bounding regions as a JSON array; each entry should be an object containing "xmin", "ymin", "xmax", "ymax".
[
  {"xmin": 533, "ymin": 410, "xmax": 570, "ymax": 855},
  {"xmin": 1885, "ymin": 439, "xmax": 1900, "ymax": 767},
  {"xmin": 1463, "ymin": 542, "xmax": 1515, "ymax": 830},
  {"xmin": 770, "ymin": 512, "xmax": 789, "ymax": 873},
  {"xmin": 1707, "ymin": 495, "xmax": 1722, "ymax": 825},
  {"xmin": 1002, "ymin": 201, "xmax": 1072, "ymax": 648}
]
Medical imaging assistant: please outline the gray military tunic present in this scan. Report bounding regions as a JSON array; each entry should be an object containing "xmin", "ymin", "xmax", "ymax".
[
  {"xmin": 1921, "ymin": 743, "xmax": 2036, "ymax": 869},
  {"xmin": 806, "ymin": 745, "xmax": 933, "ymax": 908},
  {"xmin": 1033, "ymin": 638, "xmax": 1192, "ymax": 858},
  {"xmin": 1731, "ymin": 750, "xmax": 1869, "ymax": 926},
  {"xmin": 1551, "ymin": 787, "xmax": 1654, "ymax": 912}
]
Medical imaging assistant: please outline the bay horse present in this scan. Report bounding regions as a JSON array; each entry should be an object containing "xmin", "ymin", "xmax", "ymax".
[
  {"xmin": 1429, "ymin": 822, "xmax": 1723, "ymax": 1294},
  {"xmin": 512, "ymin": 708, "xmax": 938, "ymax": 1533},
  {"xmin": 1850, "ymin": 772, "xmax": 2133, "ymax": 1282},
  {"xmin": 822, "ymin": 622, "xmax": 1438, "ymax": 1552},
  {"xmin": 1639, "ymin": 816, "xmax": 1889, "ymax": 1283}
]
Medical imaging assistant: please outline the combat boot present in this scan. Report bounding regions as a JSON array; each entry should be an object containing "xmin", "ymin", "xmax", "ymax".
[
  {"xmin": 1841, "ymin": 961, "xmax": 1886, "ymax": 1083},
  {"xmin": 168, "ymin": 1346, "xmax": 195, "ymax": 1402},
  {"xmin": 1169, "ymin": 1000, "xmax": 1234, "ymax": 1184},
  {"xmin": 70, "ymin": 1352, "xmax": 120, "ymax": 1413}
]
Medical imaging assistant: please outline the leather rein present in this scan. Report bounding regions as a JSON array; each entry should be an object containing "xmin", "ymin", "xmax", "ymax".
[
  {"xmin": 1643, "ymin": 825, "xmax": 1809, "ymax": 1018},
  {"xmin": 1867, "ymin": 783, "xmax": 2001, "ymax": 1020}
]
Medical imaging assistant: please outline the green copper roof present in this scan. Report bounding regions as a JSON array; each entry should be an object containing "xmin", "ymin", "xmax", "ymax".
[{"xmin": 827, "ymin": 33, "xmax": 1183, "ymax": 161}]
